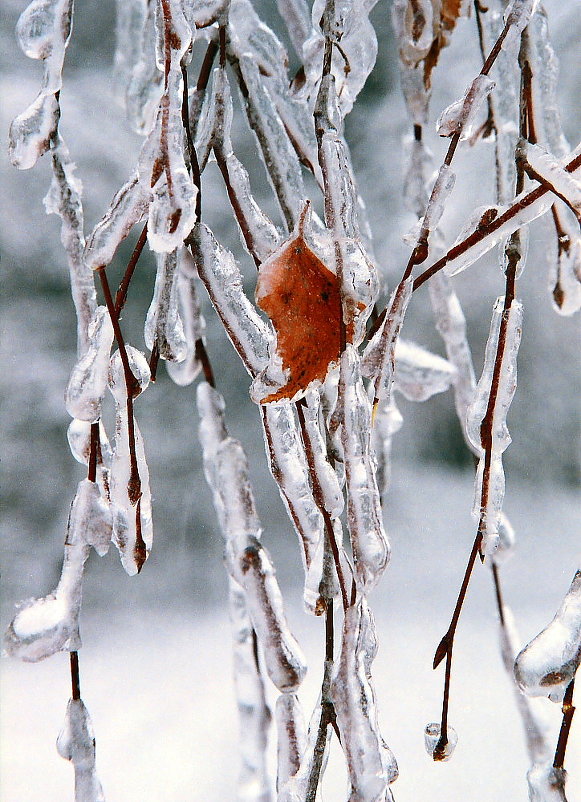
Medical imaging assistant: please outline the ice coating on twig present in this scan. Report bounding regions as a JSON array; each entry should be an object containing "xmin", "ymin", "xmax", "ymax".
[
  {"xmin": 403, "ymin": 137, "xmax": 432, "ymax": 217},
  {"xmin": 197, "ymin": 383, "xmax": 307, "ymax": 694},
  {"xmin": 66, "ymin": 308, "xmax": 114, "ymax": 422},
  {"xmin": 371, "ymin": 398, "xmax": 403, "ymax": 498},
  {"xmin": 9, "ymin": 0, "xmax": 73, "ymax": 169},
  {"xmin": 190, "ymin": 223, "xmax": 271, "ymax": 376},
  {"xmin": 43, "ymin": 138, "xmax": 97, "ymax": 356},
  {"xmin": 467, "ymin": 298, "xmax": 523, "ymax": 558},
  {"xmin": 144, "ymin": 249, "xmax": 187, "ymax": 362},
  {"xmin": 262, "ymin": 403, "xmax": 324, "ymax": 573},
  {"xmin": 362, "ymin": 277, "xmax": 413, "ymax": 407},
  {"xmin": 229, "ymin": 579, "xmax": 271, "ymax": 802},
  {"xmin": 527, "ymin": 764, "xmax": 568, "ymax": 802},
  {"xmin": 84, "ymin": 172, "xmax": 149, "ymax": 271},
  {"xmin": 125, "ymin": 2, "xmax": 163, "ymax": 133},
  {"xmin": 4, "ymin": 496, "xmax": 92, "ymax": 661},
  {"xmin": 428, "ymin": 273, "xmax": 477, "ymax": 449},
  {"xmin": 69, "ymin": 478, "xmax": 113, "ymax": 558},
  {"xmin": 166, "ymin": 247, "xmax": 206, "ymax": 385},
  {"xmin": 340, "ymin": 346, "xmax": 390, "ymax": 590},
  {"xmin": 436, "ymin": 76, "xmax": 495, "ymax": 140},
  {"xmin": 424, "ymin": 722, "xmax": 458, "ymax": 761},
  {"xmin": 275, "ymin": 693, "xmax": 306, "ymax": 790},
  {"xmin": 496, "ymin": 605, "xmax": 551, "ymax": 764},
  {"xmin": 501, "ymin": 0, "xmax": 540, "ymax": 56},
  {"xmin": 56, "ymin": 698, "xmax": 106, "ymax": 802},
  {"xmin": 137, "ymin": 0, "xmax": 197, "ymax": 252},
  {"xmin": 332, "ymin": 599, "xmax": 398, "ymax": 799},
  {"xmin": 520, "ymin": 141, "xmax": 581, "ymax": 220},
  {"xmin": 514, "ymin": 570, "xmax": 581, "ymax": 704},
  {"xmin": 108, "ymin": 348, "xmax": 152, "ymax": 576},
  {"xmin": 302, "ymin": 0, "xmax": 380, "ymax": 117},
  {"xmin": 393, "ymin": 339, "xmax": 456, "ymax": 402},
  {"xmin": 549, "ymin": 209, "xmax": 581, "ymax": 316},
  {"xmin": 113, "ymin": 0, "xmax": 148, "ymax": 98}
]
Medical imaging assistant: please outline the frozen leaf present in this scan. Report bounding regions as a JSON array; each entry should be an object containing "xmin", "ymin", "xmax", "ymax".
[
  {"xmin": 144, "ymin": 249, "xmax": 187, "ymax": 362},
  {"xmin": 251, "ymin": 209, "xmax": 349, "ymax": 405},
  {"xmin": 190, "ymin": 223, "xmax": 272, "ymax": 376},
  {"xmin": 84, "ymin": 172, "xmax": 149, "ymax": 271},
  {"xmin": 436, "ymin": 76, "xmax": 495, "ymax": 140},
  {"xmin": 66, "ymin": 308, "xmax": 114, "ymax": 422},
  {"xmin": 332, "ymin": 599, "xmax": 399, "ymax": 796},
  {"xmin": 424, "ymin": 722, "xmax": 458, "ymax": 761},
  {"xmin": 340, "ymin": 346, "xmax": 390, "ymax": 590},
  {"xmin": 514, "ymin": 570, "xmax": 581, "ymax": 704},
  {"xmin": 57, "ymin": 698, "xmax": 106, "ymax": 802}
]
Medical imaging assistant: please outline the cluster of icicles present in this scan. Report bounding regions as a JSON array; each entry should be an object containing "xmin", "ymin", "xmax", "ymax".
[{"xmin": 5, "ymin": 0, "xmax": 581, "ymax": 800}]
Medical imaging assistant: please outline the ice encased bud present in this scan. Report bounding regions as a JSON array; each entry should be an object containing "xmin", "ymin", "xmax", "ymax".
[{"xmin": 424, "ymin": 722, "xmax": 458, "ymax": 761}]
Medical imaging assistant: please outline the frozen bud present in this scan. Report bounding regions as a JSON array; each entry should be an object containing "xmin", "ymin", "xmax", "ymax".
[
  {"xmin": 107, "ymin": 346, "xmax": 151, "ymax": 403},
  {"xmin": 424, "ymin": 722, "xmax": 458, "ymax": 761}
]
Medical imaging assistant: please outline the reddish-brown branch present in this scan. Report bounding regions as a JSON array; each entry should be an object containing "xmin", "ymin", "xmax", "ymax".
[
  {"xmin": 88, "ymin": 422, "xmax": 99, "ymax": 484},
  {"xmin": 70, "ymin": 651, "xmax": 81, "ymax": 701},
  {"xmin": 115, "ymin": 223, "xmax": 148, "ymax": 315},
  {"xmin": 553, "ymin": 677, "xmax": 576, "ymax": 770}
]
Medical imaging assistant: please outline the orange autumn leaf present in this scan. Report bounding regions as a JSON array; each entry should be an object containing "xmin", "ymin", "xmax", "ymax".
[{"xmin": 254, "ymin": 212, "xmax": 351, "ymax": 404}]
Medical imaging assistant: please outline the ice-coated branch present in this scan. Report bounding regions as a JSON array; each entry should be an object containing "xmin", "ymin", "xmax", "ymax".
[{"xmin": 57, "ymin": 698, "xmax": 106, "ymax": 802}]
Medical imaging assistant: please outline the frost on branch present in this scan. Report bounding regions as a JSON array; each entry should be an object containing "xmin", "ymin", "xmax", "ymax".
[
  {"xmin": 514, "ymin": 570, "xmax": 581, "ymax": 704},
  {"xmin": 332, "ymin": 599, "xmax": 398, "ymax": 799},
  {"xmin": 57, "ymin": 698, "xmax": 106, "ymax": 802},
  {"xmin": 9, "ymin": 0, "xmax": 73, "ymax": 169},
  {"xmin": 466, "ymin": 297, "xmax": 523, "ymax": 559}
]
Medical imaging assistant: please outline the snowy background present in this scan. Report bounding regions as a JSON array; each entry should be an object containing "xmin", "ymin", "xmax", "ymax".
[{"xmin": 1, "ymin": 1, "xmax": 580, "ymax": 800}]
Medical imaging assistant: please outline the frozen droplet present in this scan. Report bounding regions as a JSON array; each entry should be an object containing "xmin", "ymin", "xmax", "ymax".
[
  {"xmin": 8, "ymin": 92, "xmax": 60, "ymax": 170},
  {"xmin": 66, "ymin": 307, "xmax": 114, "ymax": 422},
  {"xmin": 107, "ymin": 346, "xmax": 151, "ymax": 404},
  {"xmin": 424, "ymin": 722, "xmax": 458, "ymax": 761},
  {"xmin": 57, "ymin": 698, "xmax": 105, "ymax": 801},
  {"xmin": 436, "ymin": 76, "xmax": 495, "ymax": 140},
  {"xmin": 514, "ymin": 570, "xmax": 581, "ymax": 704}
]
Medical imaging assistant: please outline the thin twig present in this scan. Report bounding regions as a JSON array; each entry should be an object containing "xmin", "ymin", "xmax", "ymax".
[
  {"xmin": 114, "ymin": 223, "xmax": 148, "ymax": 315},
  {"xmin": 70, "ymin": 651, "xmax": 81, "ymax": 701},
  {"xmin": 553, "ymin": 677, "xmax": 576, "ymax": 770}
]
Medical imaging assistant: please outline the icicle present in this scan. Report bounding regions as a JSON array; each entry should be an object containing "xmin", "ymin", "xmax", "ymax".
[
  {"xmin": 4, "ymin": 490, "xmax": 93, "ymax": 661},
  {"xmin": 9, "ymin": 0, "xmax": 73, "ymax": 169},
  {"xmin": 549, "ymin": 209, "xmax": 581, "ymax": 316},
  {"xmin": 520, "ymin": 141, "xmax": 581, "ymax": 219},
  {"xmin": 197, "ymin": 384, "xmax": 307, "ymax": 693},
  {"xmin": 229, "ymin": 579, "xmax": 271, "ymax": 802},
  {"xmin": 436, "ymin": 76, "xmax": 496, "ymax": 140},
  {"xmin": 190, "ymin": 223, "xmax": 271, "ymax": 376},
  {"xmin": 527, "ymin": 764, "xmax": 567, "ymax": 802},
  {"xmin": 108, "ymin": 348, "xmax": 153, "ymax": 576},
  {"xmin": 514, "ymin": 570, "xmax": 581, "ymax": 704},
  {"xmin": 43, "ymin": 138, "xmax": 97, "ymax": 356},
  {"xmin": 65, "ymin": 308, "xmax": 114, "ymax": 422},
  {"xmin": 371, "ymin": 398, "xmax": 403, "ymax": 497},
  {"xmin": 57, "ymin": 698, "xmax": 106, "ymax": 802},
  {"xmin": 113, "ymin": 0, "xmax": 148, "ymax": 99},
  {"xmin": 467, "ymin": 298, "xmax": 523, "ymax": 558},
  {"xmin": 125, "ymin": 2, "xmax": 163, "ymax": 134},
  {"xmin": 424, "ymin": 722, "xmax": 458, "ymax": 761},
  {"xmin": 332, "ymin": 599, "xmax": 398, "ymax": 798},
  {"xmin": 84, "ymin": 172, "xmax": 149, "ymax": 271},
  {"xmin": 393, "ymin": 339, "xmax": 456, "ymax": 402},
  {"xmin": 275, "ymin": 693, "xmax": 306, "ymax": 791},
  {"xmin": 340, "ymin": 346, "xmax": 390, "ymax": 590},
  {"xmin": 428, "ymin": 273, "xmax": 477, "ymax": 449},
  {"xmin": 277, "ymin": 0, "xmax": 310, "ymax": 59},
  {"xmin": 361, "ymin": 277, "xmax": 413, "ymax": 408},
  {"xmin": 144, "ymin": 249, "xmax": 187, "ymax": 362},
  {"xmin": 166, "ymin": 247, "xmax": 206, "ymax": 385}
]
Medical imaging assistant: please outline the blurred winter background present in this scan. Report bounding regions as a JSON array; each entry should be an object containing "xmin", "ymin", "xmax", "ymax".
[{"xmin": 1, "ymin": 1, "xmax": 579, "ymax": 800}]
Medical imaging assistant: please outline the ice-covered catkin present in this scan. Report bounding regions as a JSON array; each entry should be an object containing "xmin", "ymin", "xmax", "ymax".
[
  {"xmin": 4, "ymin": 488, "xmax": 93, "ymax": 661},
  {"xmin": 190, "ymin": 223, "xmax": 271, "ymax": 376},
  {"xmin": 331, "ymin": 599, "xmax": 398, "ymax": 800},
  {"xmin": 467, "ymin": 298, "xmax": 523, "ymax": 558},
  {"xmin": 496, "ymin": 605, "xmax": 551, "ymax": 765},
  {"xmin": 144, "ymin": 249, "xmax": 187, "ymax": 362},
  {"xmin": 57, "ymin": 698, "xmax": 105, "ymax": 802},
  {"xmin": 166, "ymin": 247, "xmax": 206, "ymax": 385},
  {"xmin": 137, "ymin": 0, "xmax": 197, "ymax": 252},
  {"xmin": 84, "ymin": 172, "xmax": 149, "ymax": 271},
  {"xmin": 108, "ymin": 348, "xmax": 153, "ymax": 576},
  {"xmin": 66, "ymin": 308, "xmax": 114, "ymax": 422},
  {"xmin": 43, "ymin": 138, "xmax": 97, "ymax": 356},
  {"xmin": 197, "ymin": 383, "xmax": 307, "ymax": 694},
  {"xmin": 9, "ymin": 0, "xmax": 73, "ymax": 169},
  {"xmin": 362, "ymin": 277, "xmax": 413, "ymax": 408},
  {"xmin": 229, "ymin": 579, "xmax": 271, "ymax": 802},
  {"xmin": 520, "ymin": 141, "xmax": 581, "ymax": 219},
  {"xmin": 515, "ymin": 570, "xmax": 581, "ymax": 704},
  {"xmin": 340, "ymin": 346, "xmax": 390, "ymax": 590},
  {"xmin": 436, "ymin": 76, "xmax": 496, "ymax": 140},
  {"xmin": 428, "ymin": 273, "xmax": 477, "ymax": 447},
  {"xmin": 275, "ymin": 692, "xmax": 306, "ymax": 790}
]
